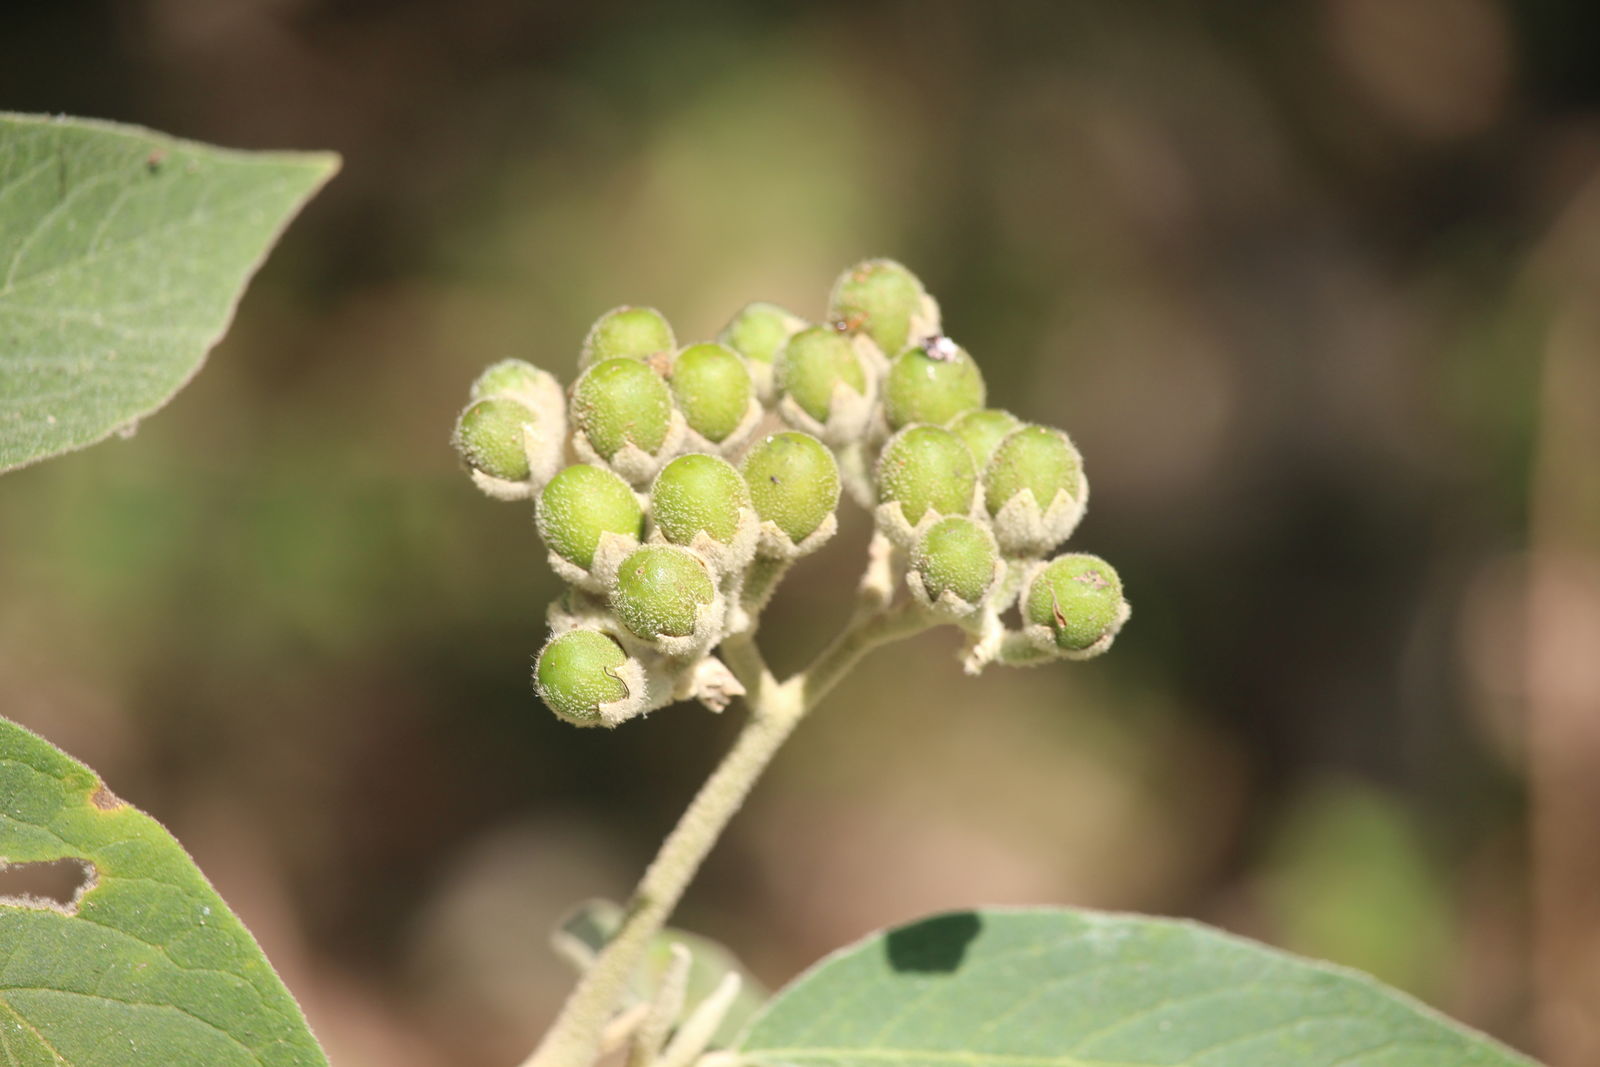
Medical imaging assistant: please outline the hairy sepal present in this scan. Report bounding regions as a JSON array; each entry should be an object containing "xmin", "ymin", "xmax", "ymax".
[
  {"xmin": 646, "ymin": 589, "xmax": 728, "ymax": 661},
  {"xmin": 990, "ymin": 480, "xmax": 1089, "ymax": 557},
  {"xmin": 647, "ymin": 508, "xmax": 760, "ymax": 581},
  {"xmin": 754, "ymin": 510, "xmax": 838, "ymax": 561},
  {"xmin": 905, "ymin": 553, "xmax": 1005, "ymax": 619},
  {"xmin": 678, "ymin": 397, "xmax": 766, "ymax": 459},
  {"xmin": 676, "ymin": 656, "xmax": 746, "ymax": 713},
  {"xmin": 547, "ymin": 528, "xmax": 641, "ymax": 594},
  {"xmin": 572, "ymin": 409, "xmax": 688, "ymax": 488},
  {"xmin": 775, "ymin": 373, "xmax": 877, "ymax": 448},
  {"xmin": 1020, "ymin": 598, "xmax": 1132, "ymax": 661}
]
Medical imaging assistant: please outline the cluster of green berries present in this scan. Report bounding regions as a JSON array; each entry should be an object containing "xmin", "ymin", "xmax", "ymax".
[{"xmin": 452, "ymin": 260, "xmax": 1129, "ymax": 727}]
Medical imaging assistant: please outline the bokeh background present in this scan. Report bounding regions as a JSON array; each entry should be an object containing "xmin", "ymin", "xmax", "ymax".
[{"xmin": 5, "ymin": 1, "xmax": 1600, "ymax": 1064}]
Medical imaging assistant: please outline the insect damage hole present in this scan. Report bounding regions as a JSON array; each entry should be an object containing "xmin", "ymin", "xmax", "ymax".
[{"xmin": 0, "ymin": 858, "xmax": 97, "ymax": 915}]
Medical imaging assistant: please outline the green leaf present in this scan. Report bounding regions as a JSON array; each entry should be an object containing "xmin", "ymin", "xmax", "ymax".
[
  {"xmin": 554, "ymin": 898, "xmax": 767, "ymax": 1046},
  {"xmin": 0, "ymin": 716, "xmax": 328, "ymax": 1065},
  {"xmin": 0, "ymin": 112, "xmax": 337, "ymax": 474},
  {"xmin": 735, "ymin": 908, "xmax": 1537, "ymax": 1067}
]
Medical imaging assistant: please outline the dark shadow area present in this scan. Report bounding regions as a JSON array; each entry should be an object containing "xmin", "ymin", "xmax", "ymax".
[{"xmin": 885, "ymin": 911, "xmax": 983, "ymax": 974}]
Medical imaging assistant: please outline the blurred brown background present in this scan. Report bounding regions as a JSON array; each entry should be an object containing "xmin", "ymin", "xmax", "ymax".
[{"xmin": 5, "ymin": 1, "xmax": 1600, "ymax": 1064}]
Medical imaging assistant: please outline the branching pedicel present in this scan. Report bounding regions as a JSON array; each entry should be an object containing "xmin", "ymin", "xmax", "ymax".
[{"xmin": 451, "ymin": 261, "xmax": 1130, "ymax": 1067}]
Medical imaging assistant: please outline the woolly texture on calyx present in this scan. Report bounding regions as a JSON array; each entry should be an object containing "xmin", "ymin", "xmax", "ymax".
[{"xmin": 448, "ymin": 259, "xmax": 1130, "ymax": 727}]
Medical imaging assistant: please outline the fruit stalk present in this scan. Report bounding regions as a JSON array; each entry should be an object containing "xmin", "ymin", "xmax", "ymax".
[{"xmin": 518, "ymin": 601, "xmax": 936, "ymax": 1067}]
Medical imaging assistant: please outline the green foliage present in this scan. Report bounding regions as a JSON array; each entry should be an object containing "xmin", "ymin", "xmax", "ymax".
[
  {"xmin": 0, "ymin": 114, "xmax": 336, "ymax": 474},
  {"xmin": 0, "ymin": 95, "xmax": 1524, "ymax": 1067},
  {"xmin": 0, "ymin": 718, "xmax": 327, "ymax": 1066},
  {"xmin": 736, "ymin": 909, "xmax": 1536, "ymax": 1067}
]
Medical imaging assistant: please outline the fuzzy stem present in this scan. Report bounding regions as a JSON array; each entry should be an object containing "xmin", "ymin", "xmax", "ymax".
[
  {"xmin": 739, "ymin": 556, "xmax": 792, "ymax": 623},
  {"xmin": 517, "ymin": 601, "xmax": 939, "ymax": 1067},
  {"xmin": 801, "ymin": 599, "xmax": 936, "ymax": 708}
]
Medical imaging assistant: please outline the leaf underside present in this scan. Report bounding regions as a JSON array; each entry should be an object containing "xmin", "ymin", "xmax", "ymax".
[
  {"xmin": 735, "ymin": 908, "xmax": 1538, "ymax": 1067},
  {"xmin": 0, "ymin": 716, "xmax": 328, "ymax": 1066},
  {"xmin": 0, "ymin": 112, "xmax": 337, "ymax": 474}
]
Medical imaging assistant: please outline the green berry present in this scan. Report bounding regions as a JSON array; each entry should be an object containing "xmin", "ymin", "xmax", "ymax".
[
  {"xmin": 741, "ymin": 432, "xmax": 841, "ymax": 543},
  {"xmin": 952, "ymin": 408, "xmax": 1022, "ymax": 469},
  {"xmin": 777, "ymin": 326, "xmax": 867, "ymax": 423},
  {"xmin": 983, "ymin": 426, "xmax": 1082, "ymax": 516},
  {"xmin": 612, "ymin": 546, "xmax": 716, "ymax": 641},
  {"xmin": 719, "ymin": 302, "xmax": 803, "ymax": 365},
  {"xmin": 471, "ymin": 359, "xmax": 549, "ymax": 403},
  {"xmin": 877, "ymin": 425, "xmax": 976, "ymax": 525},
  {"xmin": 828, "ymin": 259, "xmax": 928, "ymax": 356},
  {"xmin": 670, "ymin": 343, "xmax": 752, "ymax": 443},
  {"xmin": 651, "ymin": 454, "xmax": 749, "ymax": 545},
  {"xmin": 581, "ymin": 306, "xmax": 675, "ymax": 368},
  {"xmin": 1025, "ymin": 554, "xmax": 1125, "ymax": 652},
  {"xmin": 537, "ymin": 464, "xmax": 644, "ymax": 569},
  {"xmin": 912, "ymin": 516, "xmax": 999, "ymax": 606},
  {"xmin": 536, "ymin": 630, "xmax": 630, "ymax": 725},
  {"xmin": 452, "ymin": 397, "xmax": 535, "ymax": 481},
  {"xmin": 571, "ymin": 357, "xmax": 673, "ymax": 460},
  {"xmin": 884, "ymin": 340, "xmax": 986, "ymax": 429}
]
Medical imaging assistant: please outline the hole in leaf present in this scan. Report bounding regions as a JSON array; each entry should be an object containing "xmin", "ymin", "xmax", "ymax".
[{"xmin": 0, "ymin": 859, "xmax": 97, "ymax": 915}]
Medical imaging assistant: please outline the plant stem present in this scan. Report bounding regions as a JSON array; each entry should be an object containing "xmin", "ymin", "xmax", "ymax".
[
  {"xmin": 517, "ymin": 600, "xmax": 937, "ymax": 1067},
  {"xmin": 801, "ymin": 598, "xmax": 935, "ymax": 708}
]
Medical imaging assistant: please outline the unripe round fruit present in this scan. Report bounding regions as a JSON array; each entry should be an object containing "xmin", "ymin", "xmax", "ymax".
[
  {"xmin": 471, "ymin": 359, "xmax": 548, "ymax": 403},
  {"xmin": 670, "ymin": 343, "xmax": 752, "ymax": 444},
  {"xmin": 877, "ymin": 425, "xmax": 977, "ymax": 525},
  {"xmin": 452, "ymin": 397, "xmax": 535, "ymax": 481},
  {"xmin": 953, "ymin": 408, "xmax": 1022, "ymax": 469},
  {"xmin": 537, "ymin": 464, "xmax": 644, "ymax": 569},
  {"xmin": 651, "ymin": 453, "xmax": 749, "ymax": 546},
  {"xmin": 611, "ymin": 546, "xmax": 716, "ymax": 641},
  {"xmin": 535, "ymin": 629, "xmax": 630, "ymax": 725},
  {"xmin": 571, "ymin": 357, "xmax": 673, "ymax": 460},
  {"xmin": 884, "ymin": 341, "xmax": 986, "ymax": 429},
  {"xmin": 581, "ymin": 306, "xmax": 674, "ymax": 368},
  {"xmin": 741, "ymin": 432, "xmax": 841, "ymax": 544},
  {"xmin": 1025, "ymin": 554, "xmax": 1125, "ymax": 652},
  {"xmin": 719, "ymin": 302, "xmax": 803, "ymax": 366},
  {"xmin": 983, "ymin": 425, "xmax": 1082, "ymax": 516},
  {"xmin": 776, "ymin": 326, "xmax": 867, "ymax": 423},
  {"xmin": 829, "ymin": 259, "xmax": 928, "ymax": 356},
  {"xmin": 912, "ymin": 516, "xmax": 999, "ymax": 606}
]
